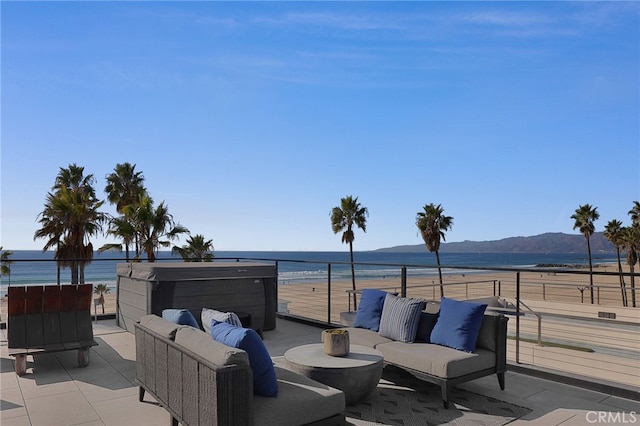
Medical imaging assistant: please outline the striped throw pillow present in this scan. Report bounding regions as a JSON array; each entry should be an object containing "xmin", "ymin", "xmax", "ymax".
[{"xmin": 378, "ymin": 294, "xmax": 425, "ymax": 342}]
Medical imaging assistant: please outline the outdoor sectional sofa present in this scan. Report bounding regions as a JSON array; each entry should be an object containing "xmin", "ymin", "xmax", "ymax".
[
  {"xmin": 135, "ymin": 314, "xmax": 345, "ymax": 426},
  {"xmin": 339, "ymin": 292, "xmax": 509, "ymax": 408}
]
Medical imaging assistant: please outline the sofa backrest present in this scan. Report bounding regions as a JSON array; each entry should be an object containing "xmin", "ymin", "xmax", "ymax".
[
  {"xmin": 423, "ymin": 301, "xmax": 508, "ymax": 354},
  {"xmin": 476, "ymin": 313, "xmax": 504, "ymax": 352},
  {"xmin": 175, "ymin": 326, "xmax": 250, "ymax": 368},
  {"xmin": 139, "ymin": 314, "xmax": 183, "ymax": 340}
]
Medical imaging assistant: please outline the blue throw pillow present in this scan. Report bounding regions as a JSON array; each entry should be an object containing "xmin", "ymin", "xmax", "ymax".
[
  {"xmin": 210, "ymin": 321, "xmax": 278, "ymax": 397},
  {"xmin": 378, "ymin": 294, "xmax": 425, "ymax": 342},
  {"xmin": 162, "ymin": 309, "xmax": 199, "ymax": 328},
  {"xmin": 430, "ymin": 297, "xmax": 488, "ymax": 352},
  {"xmin": 353, "ymin": 289, "xmax": 388, "ymax": 331}
]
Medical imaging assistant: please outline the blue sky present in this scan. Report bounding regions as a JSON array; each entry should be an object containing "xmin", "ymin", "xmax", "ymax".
[{"xmin": 2, "ymin": 1, "xmax": 639, "ymax": 252}]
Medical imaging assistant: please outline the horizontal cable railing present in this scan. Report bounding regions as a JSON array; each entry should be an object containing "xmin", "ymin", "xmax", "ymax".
[{"xmin": 2, "ymin": 255, "xmax": 638, "ymax": 388}]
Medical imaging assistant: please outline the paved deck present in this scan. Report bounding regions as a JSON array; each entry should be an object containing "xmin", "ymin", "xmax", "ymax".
[{"xmin": 1, "ymin": 318, "xmax": 638, "ymax": 425}]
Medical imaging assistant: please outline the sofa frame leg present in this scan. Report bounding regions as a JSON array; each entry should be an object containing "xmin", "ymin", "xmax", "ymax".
[
  {"xmin": 77, "ymin": 347, "xmax": 90, "ymax": 367},
  {"xmin": 171, "ymin": 416, "xmax": 179, "ymax": 426},
  {"xmin": 497, "ymin": 372, "xmax": 506, "ymax": 390},
  {"xmin": 441, "ymin": 383, "xmax": 451, "ymax": 408},
  {"xmin": 139, "ymin": 386, "xmax": 146, "ymax": 402}
]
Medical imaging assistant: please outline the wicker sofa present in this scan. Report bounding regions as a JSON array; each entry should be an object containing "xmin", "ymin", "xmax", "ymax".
[
  {"xmin": 135, "ymin": 315, "xmax": 345, "ymax": 426},
  {"xmin": 339, "ymin": 300, "xmax": 509, "ymax": 408}
]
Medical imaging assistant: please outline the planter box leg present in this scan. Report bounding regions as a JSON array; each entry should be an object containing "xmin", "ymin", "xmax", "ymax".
[
  {"xmin": 77, "ymin": 347, "xmax": 90, "ymax": 367},
  {"xmin": 15, "ymin": 354, "xmax": 27, "ymax": 376}
]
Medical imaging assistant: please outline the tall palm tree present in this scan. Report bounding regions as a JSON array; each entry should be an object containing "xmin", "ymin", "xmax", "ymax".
[
  {"xmin": 105, "ymin": 162, "xmax": 147, "ymax": 213},
  {"xmin": 571, "ymin": 204, "xmax": 599, "ymax": 304},
  {"xmin": 416, "ymin": 203, "xmax": 453, "ymax": 298},
  {"xmin": 331, "ymin": 195, "xmax": 368, "ymax": 311},
  {"xmin": 104, "ymin": 163, "xmax": 147, "ymax": 259},
  {"xmin": 604, "ymin": 219, "xmax": 627, "ymax": 306},
  {"xmin": 54, "ymin": 163, "xmax": 97, "ymax": 198},
  {"xmin": 172, "ymin": 234, "xmax": 214, "ymax": 262},
  {"xmin": 622, "ymin": 225, "xmax": 639, "ymax": 308},
  {"xmin": 129, "ymin": 195, "xmax": 189, "ymax": 262},
  {"xmin": 34, "ymin": 165, "xmax": 107, "ymax": 284},
  {"xmin": 0, "ymin": 246, "xmax": 13, "ymax": 286}
]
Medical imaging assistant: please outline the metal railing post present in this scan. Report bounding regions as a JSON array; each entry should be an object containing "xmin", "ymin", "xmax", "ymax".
[
  {"xmin": 538, "ymin": 315, "xmax": 542, "ymax": 346},
  {"xmin": 516, "ymin": 271, "xmax": 521, "ymax": 364},
  {"xmin": 327, "ymin": 263, "xmax": 331, "ymax": 323}
]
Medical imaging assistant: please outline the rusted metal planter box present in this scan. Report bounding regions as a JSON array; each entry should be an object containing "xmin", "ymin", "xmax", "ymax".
[{"xmin": 116, "ymin": 262, "xmax": 277, "ymax": 333}]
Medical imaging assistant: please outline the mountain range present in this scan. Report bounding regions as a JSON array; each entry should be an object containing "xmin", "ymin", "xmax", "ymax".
[{"xmin": 375, "ymin": 232, "xmax": 616, "ymax": 254}]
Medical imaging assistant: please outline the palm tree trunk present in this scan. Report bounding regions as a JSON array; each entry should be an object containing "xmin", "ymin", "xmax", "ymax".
[
  {"xmin": 71, "ymin": 262, "xmax": 79, "ymax": 285},
  {"xmin": 616, "ymin": 248, "xmax": 627, "ymax": 307},
  {"xmin": 349, "ymin": 241, "xmax": 357, "ymax": 311},
  {"xmin": 631, "ymin": 265, "xmax": 637, "ymax": 308},
  {"xmin": 435, "ymin": 250, "xmax": 444, "ymax": 298},
  {"xmin": 147, "ymin": 247, "xmax": 155, "ymax": 262},
  {"xmin": 587, "ymin": 236, "xmax": 594, "ymax": 304}
]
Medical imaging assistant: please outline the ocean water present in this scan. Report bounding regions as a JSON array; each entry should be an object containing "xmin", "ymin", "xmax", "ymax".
[{"xmin": 0, "ymin": 250, "xmax": 617, "ymax": 295}]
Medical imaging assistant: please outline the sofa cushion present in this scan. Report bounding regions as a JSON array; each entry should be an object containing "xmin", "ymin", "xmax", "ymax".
[
  {"xmin": 378, "ymin": 294, "xmax": 424, "ymax": 342},
  {"xmin": 202, "ymin": 308, "xmax": 243, "ymax": 335},
  {"xmin": 211, "ymin": 321, "xmax": 278, "ymax": 397},
  {"xmin": 175, "ymin": 326, "xmax": 250, "ymax": 368},
  {"xmin": 430, "ymin": 297, "xmax": 487, "ymax": 352},
  {"xmin": 376, "ymin": 341, "xmax": 495, "ymax": 379},
  {"xmin": 341, "ymin": 327, "xmax": 394, "ymax": 348},
  {"xmin": 139, "ymin": 314, "xmax": 182, "ymax": 340},
  {"xmin": 415, "ymin": 311, "xmax": 439, "ymax": 343},
  {"xmin": 253, "ymin": 363, "xmax": 345, "ymax": 426},
  {"xmin": 162, "ymin": 309, "xmax": 199, "ymax": 328},
  {"xmin": 353, "ymin": 289, "xmax": 388, "ymax": 331}
]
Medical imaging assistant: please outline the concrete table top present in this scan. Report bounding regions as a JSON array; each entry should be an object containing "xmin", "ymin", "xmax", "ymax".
[{"xmin": 284, "ymin": 343, "xmax": 384, "ymax": 405}]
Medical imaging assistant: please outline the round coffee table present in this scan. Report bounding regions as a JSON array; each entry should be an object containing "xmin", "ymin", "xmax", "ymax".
[{"xmin": 284, "ymin": 343, "xmax": 383, "ymax": 405}]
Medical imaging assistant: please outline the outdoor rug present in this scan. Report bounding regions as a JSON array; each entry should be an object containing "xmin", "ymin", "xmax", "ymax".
[{"xmin": 345, "ymin": 365, "xmax": 531, "ymax": 426}]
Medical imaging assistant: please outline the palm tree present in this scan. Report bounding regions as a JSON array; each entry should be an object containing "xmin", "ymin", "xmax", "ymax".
[
  {"xmin": 129, "ymin": 195, "xmax": 189, "ymax": 262},
  {"xmin": 172, "ymin": 234, "xmax": 214, "ymax": 262},
  {"xmin": 331, "ymin": 195, "xmax": 368, "ymax": 311},
  {"xmin": 604, "ymin": 219, "xmax": 627, "ymax": 306},
  {"xmin": 93, "ymin": 283, "xmax": 110, "ymax": 314},
  {"xmin": 629, "ymin": 201, "xmax": 640, "ymax": 227},
  {"xmin": 571, "ymin": 204, "xmax": 599, "ymax": 304},
  {"xmin": 416, "ymin": 203, "xmax": 453, "ymax": 299},
  {"xmin": 99, "ymin": 216, "xmax": 137, "ymax": 261},
  {"xmin": 1, "ymin": 246, "xmax": 13, "ymax": 286},
  {"xmin": 104, "ymin": 163, "xmax": 147, "ymax": 259},
  {"xmin": 622, "ymin": 225, "xmax": 639, "ymax": 308},
  {"xmin": 34, "ymin": 164, "xmax": 108, "ymax": 284},
  {"xmin": 105, "ymin": 162, "xmax": 147, "ymax": 213}
]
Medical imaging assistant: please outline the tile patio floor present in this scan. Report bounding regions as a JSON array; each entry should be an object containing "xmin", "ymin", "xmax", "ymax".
[{"xmin": 1, "ymin": 318, "xmax": 638, "ymax": 425}]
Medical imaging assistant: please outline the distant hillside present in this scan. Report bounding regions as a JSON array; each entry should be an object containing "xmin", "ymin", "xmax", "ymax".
[{"xmin": 376, "ymin": 232, "xmax": 616, "ymax": 254}]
